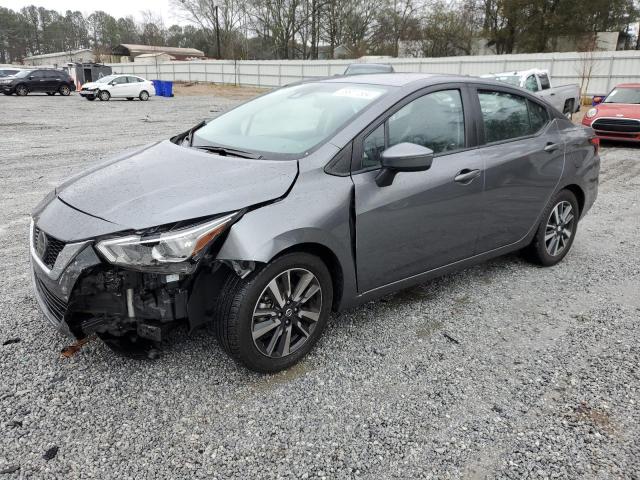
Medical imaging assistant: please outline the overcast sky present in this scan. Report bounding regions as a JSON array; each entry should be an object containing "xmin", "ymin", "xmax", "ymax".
[{"xmin": 0, "ymin": 0, "xmax": 186, "ymax": 24}]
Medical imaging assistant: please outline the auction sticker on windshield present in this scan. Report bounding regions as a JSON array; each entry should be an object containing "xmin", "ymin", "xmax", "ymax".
[{"xmin": 333, "ymin": 87, "xmax": 384, "ymax": 100}]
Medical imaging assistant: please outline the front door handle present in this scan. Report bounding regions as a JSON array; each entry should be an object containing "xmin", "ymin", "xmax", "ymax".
[
  {"xmin": 544, "ymin": 142, "xmax": 560, "ymax": 153},
  {"xmin": 454, "ymin": 168, "xmax": 481, "ymax": 184}
]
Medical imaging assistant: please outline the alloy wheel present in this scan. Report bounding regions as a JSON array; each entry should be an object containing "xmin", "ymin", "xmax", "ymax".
[
  {"xmin": 545, "ymin": 201, "xmax": 575, "ymax": 256},
  {"xmin": 140, "ymin": 91, "xmax": 149, "ymax": 101},
  {"xmin": 16, "ymin": 86, "xmax": 27, "ymax": 96},
  {"xmin": 251, "ymin": 268, "xmax": 322, "ymax": 358},
  {"xmin": 60, "ymin": 85, "xmax": 70, "ymax": 96}
]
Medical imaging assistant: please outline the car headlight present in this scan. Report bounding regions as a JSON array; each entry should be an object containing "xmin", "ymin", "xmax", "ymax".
[
  {"xmin": 96, "ymin": 212, "xmax": 240, "ymax": 273},
  {"xmin": 586, "ymin": 108, "xmax": 598, "ymax": 118}
]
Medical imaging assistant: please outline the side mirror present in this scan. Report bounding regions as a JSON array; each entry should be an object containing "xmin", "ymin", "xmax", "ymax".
[
  {"xmin": 592, "ymin": 96, "xmax": 604, "ymax": 105},
  {"xmin": 375, "ymin": 142, "xmax": 434, "ymax": 187}
]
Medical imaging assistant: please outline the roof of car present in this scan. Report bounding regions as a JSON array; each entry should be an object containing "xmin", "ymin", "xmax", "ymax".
[
  {"xmin": 318, "ymin": 72, "xmax": 505, "ymax": 88},
  {"xmin": 615, "ymin": 83, "xmax": 640, "ymax": 88},
  {"xmin": 320, "ymin": 73, "xmax": 464, "ymax": 87}
]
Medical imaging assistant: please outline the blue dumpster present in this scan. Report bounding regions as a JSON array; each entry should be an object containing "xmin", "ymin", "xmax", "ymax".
[
  {"xmin": 151, "ymin": 80, "xmax": 173, "ymax": 97},
  {"xmin": 152, "ymin": 80, "xmax": 163, "ymax": 96},
  {"xmin": 162, "ymin": 81, "xmax": 173, "ymax": 97}
]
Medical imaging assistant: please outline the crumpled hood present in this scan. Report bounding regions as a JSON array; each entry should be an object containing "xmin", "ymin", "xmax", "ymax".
[
  {"xmin": 82, "ymin": 81, "xmax": 100, "ymax": 89},
  {"xmin": 57, "ymin": 140, "xmax": 298, "ymax": 230},
  {"xmin": 593, "ymin": 103, "xmax": 640, "ymax": 118}
]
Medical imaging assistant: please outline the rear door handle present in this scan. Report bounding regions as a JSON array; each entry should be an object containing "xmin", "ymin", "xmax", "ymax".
[
  {"xmin": 544, "ymin": 142, "xmax": 560, "ymax": 153},
  {"xmin": 454, "ymin": 169, "xmax": 481, "ymax": 184}
]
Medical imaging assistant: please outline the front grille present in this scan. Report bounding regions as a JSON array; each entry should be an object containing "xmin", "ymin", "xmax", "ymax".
[
  {"xmin": 592, "ymin": 118, "xmax": 640, "ymax": 133},
  {"xmin": 33, "ymin": 226, "xmax": 66, "ymax": 269},
  {"xmin": 34, "ymin": 275, "xmax": 68, "ymax": 323}
]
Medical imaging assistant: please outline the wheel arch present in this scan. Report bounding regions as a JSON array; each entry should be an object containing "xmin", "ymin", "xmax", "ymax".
[
  {"xmin": 561, "ymin": 183, "xmax": 585, "ymax": 216},
  {"xmin": 269, "ymin": 242, "xmax": 344, "ymax": 311}
]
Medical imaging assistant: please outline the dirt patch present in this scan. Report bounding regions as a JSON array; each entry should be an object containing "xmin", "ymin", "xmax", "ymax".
[{"xmin": 173, "ymin": 82, "xmax": 270, "ymax": 100}]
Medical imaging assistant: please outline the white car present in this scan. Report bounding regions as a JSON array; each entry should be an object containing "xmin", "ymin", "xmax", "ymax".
[{"xmin": 80, "ymin": 74, "xmax": 155, "ymax": 102}]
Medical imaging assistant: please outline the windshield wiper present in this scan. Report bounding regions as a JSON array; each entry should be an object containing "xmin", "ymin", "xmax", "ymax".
[{"xmin": 193, "ymin": 144, "xmax": 263, "ymax": 159}]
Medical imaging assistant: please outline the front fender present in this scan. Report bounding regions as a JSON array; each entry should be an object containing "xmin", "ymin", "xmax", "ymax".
[{"xmin": 216, "ymin": 168, "xmax": 358, "ymax": 310}]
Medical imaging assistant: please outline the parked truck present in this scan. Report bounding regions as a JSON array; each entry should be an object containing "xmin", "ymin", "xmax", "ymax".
[{"xmin": 482, "ymin": 69, "xmax": 581, "ymax": 118}]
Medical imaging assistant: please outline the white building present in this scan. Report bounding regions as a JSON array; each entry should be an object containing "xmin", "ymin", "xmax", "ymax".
[
  {"xmin": 23, "ymin": 49, "xmax": 95, "ymax": 68},
  {"xmin": 133, "ymin": 52, "xmax": 176, "ymax": 64}
]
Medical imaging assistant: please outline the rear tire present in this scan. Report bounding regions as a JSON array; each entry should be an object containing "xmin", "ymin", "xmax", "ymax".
[
  {"xmin": 59, "ymin": 84, "xmax": 71, "ymax": 96},
  {"xmin": 214, "ymin": 252, "xmax": 333, "ymax": 373},
  {"xmin": 15, "ymin": 85, "xmax": 28, "ymax": 96},
  {"xmin": 524, "ymin": 189, "xmax": 579, "ymax": 267},
  {"xmin": 563, "ymin": 99, "xmax": 575, "ymax": 119},
  {"xmin": 85, "ymin": 96, "xmax": 96, "ymax": 101},
  {"xmin": 139, "ymin": 90, "xmax": 149, "ymax": 101},
  {"xmin": 98, "ymin": 90, "xmax": 110, "ymax": 101}
]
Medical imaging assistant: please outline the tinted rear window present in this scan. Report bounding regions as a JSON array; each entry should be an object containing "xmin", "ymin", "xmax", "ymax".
[{"xmin": 478, "ymin": 90, "xmax": 548, "ymax": 143}]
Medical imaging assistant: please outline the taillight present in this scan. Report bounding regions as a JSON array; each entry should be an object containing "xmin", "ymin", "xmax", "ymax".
[{"xmin": 589, "ymin": 136, "xmax": 600, "ymax": 155}]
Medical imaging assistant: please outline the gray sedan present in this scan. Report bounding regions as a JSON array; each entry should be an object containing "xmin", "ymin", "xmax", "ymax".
[{"xmin": 30, "ymin": 74, "xmax": 600, "ymax": 372}]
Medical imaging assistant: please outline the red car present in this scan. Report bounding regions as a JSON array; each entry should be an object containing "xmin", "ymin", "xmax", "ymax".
[{"xmin": 582, "ymin": 84, "xmax": 640, "ymax": 142}]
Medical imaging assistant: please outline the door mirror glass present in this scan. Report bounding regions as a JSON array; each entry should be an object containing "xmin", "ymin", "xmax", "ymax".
[
  {"xmin": 376, "ymin": 143, "xmax": 434, "ymax": 187},
  {"xmin": 592, "ymin": 95, "xmax": 603, "ymax": 105}
]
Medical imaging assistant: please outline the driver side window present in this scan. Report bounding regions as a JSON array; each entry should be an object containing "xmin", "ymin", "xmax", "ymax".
[
  {"xmin": 524, "ymin": 75, "xmax": 539, "ymax": 92},
  {"xmin": 361, "ymin": 89, "xmax": 465, "ymax": 169}
]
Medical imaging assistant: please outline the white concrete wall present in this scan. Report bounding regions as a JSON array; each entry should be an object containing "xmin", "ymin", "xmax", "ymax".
[{"xmin": 107, "ymin": 50, "xmax": 640, "ymax": 95}]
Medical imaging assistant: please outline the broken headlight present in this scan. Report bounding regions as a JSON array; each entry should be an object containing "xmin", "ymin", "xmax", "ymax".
[{"xmin": 96, "ymin": 212, "xmax": 239, "ymax": 273}]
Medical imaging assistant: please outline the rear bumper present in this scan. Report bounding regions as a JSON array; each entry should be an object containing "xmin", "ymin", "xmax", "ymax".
[{"xmin": 593, "ymin": 132, "xmax": 640, "ymax": 142}]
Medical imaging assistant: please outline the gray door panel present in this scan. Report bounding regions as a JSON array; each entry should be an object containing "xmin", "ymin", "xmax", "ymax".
[
  {"xmin": 476, "ymin": 123, "xmax": 564, "ymax": 251},
  {"xmin": 354, "ymin": 149, "xmax": 484, "ymax": 293}
]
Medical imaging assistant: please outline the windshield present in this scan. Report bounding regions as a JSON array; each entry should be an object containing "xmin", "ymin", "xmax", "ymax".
[
  {"xmin": 96, "ymin": 75, "xmax": 118, "ymax": 83},
  {"xmin": 490, "ymin": 75, "xmax": 521, "ymax": 87},
  {"xmin": 604, "ymin": 87, "xmax": 640, "ymax": 104},
  {"xmin": 192, "ymin": 82, "xmax": 389, "ymax": 157}
]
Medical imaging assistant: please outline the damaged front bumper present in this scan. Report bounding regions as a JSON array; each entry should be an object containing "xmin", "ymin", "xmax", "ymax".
[{"xmin": 29, "ymin": 218, "xmax": 196, "ymax": 348}]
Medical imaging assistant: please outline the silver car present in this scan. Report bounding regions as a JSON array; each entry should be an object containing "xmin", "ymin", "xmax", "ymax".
[{"xmin": 30, "ymin": 74, "xmax": 600, "ymax": 372}]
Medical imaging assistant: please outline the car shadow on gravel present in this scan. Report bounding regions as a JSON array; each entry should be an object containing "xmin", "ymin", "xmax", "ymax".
[{"xmin": 52, "ymin": 251, "xmax": 528, "ymax": 386}]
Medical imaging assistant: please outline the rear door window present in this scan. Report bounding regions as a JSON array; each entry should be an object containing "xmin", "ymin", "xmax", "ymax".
[
  {"xmin": 539, "ymin": 74, "xmax": 551, "ymax": 90},
  {"xmin": 527, "ymin": 99, "xmax": 549, "ymax": 133},
  {"xmin": 478, "ymin": 90, "xmax": 549, "ymax": 143}
]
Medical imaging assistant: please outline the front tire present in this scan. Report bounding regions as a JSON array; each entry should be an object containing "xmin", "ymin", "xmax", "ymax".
[
  {"xmin": 524, "ymin": 189, "xmax": 579, "ymax": 266},
  {"xmin": 215, "ymin": 252, "xmax": 333, "ymax": 373},
  {"xmin": 98, "ymin": 90, "xmax": 110, "ymax": 101},
  {"xmin": 15, "ymin": 85, "xmax": 28, "ymax": 96},
  {"xmin": 139, "ymin": 90, "xmax": 149, "ymax": 101}
]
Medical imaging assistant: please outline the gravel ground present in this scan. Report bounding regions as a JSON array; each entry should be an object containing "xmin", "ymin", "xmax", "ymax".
[{"xmin": 0, "ymin": 93, "xmax": 639, "ymax": 479}]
